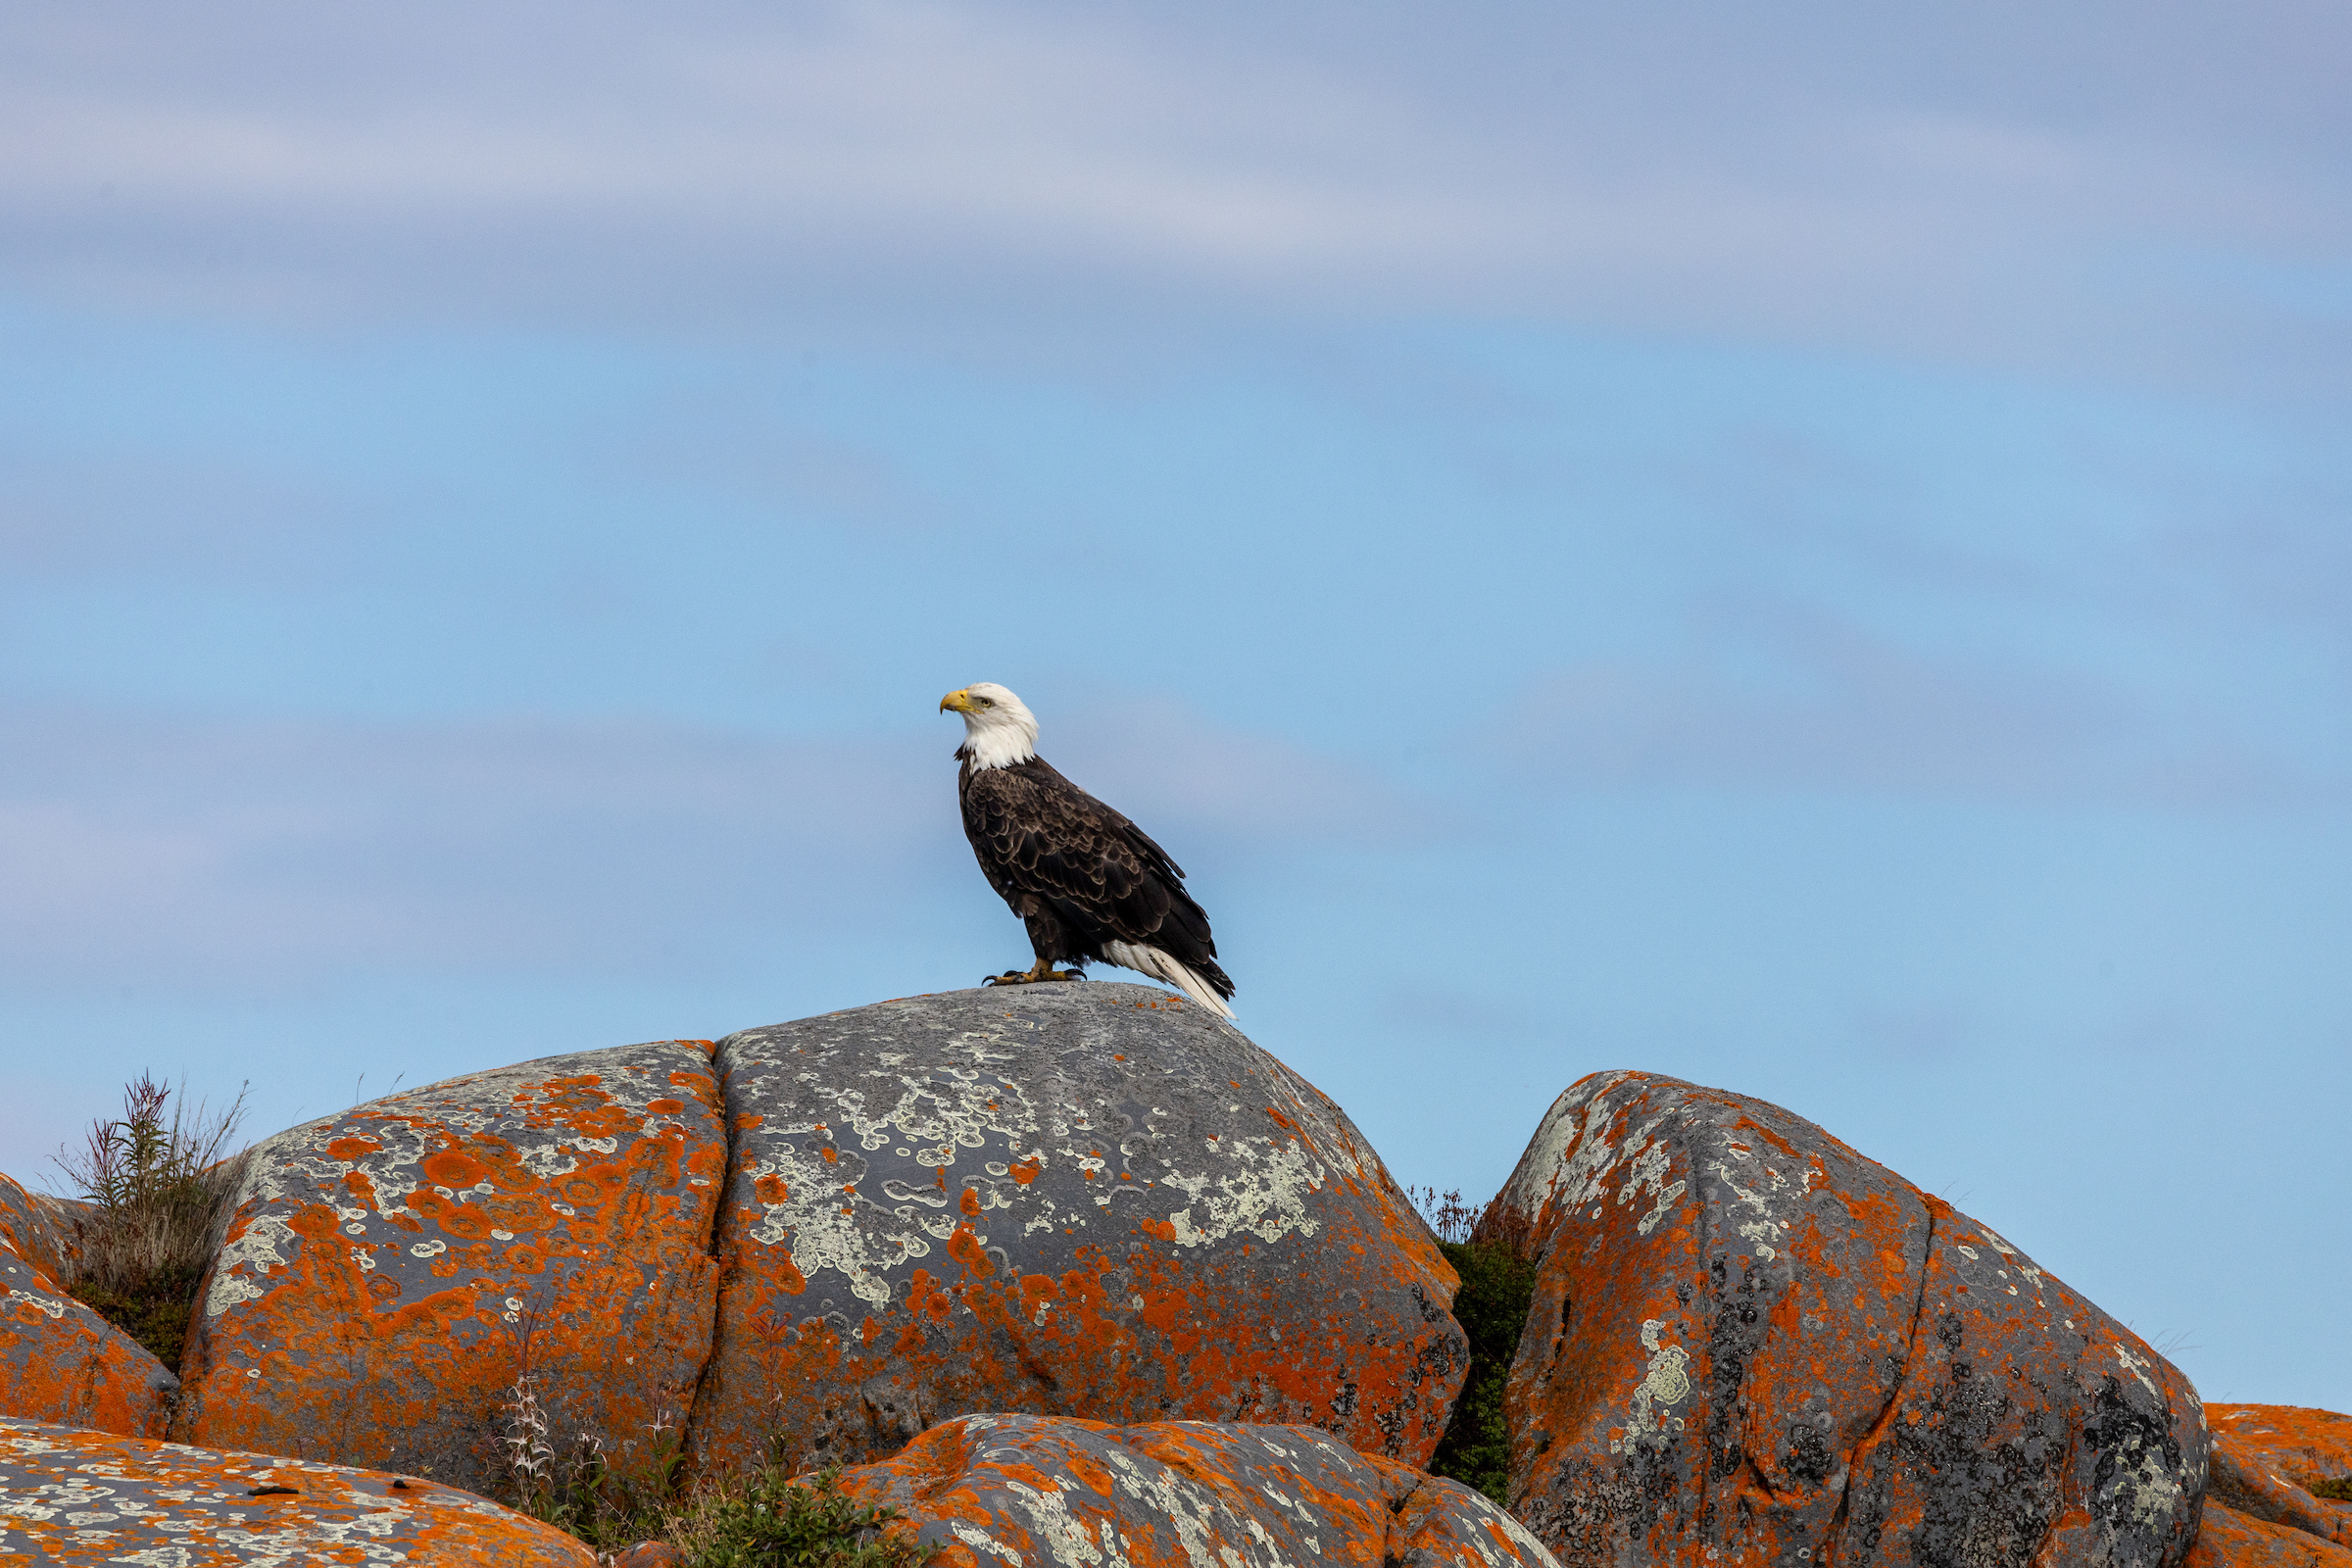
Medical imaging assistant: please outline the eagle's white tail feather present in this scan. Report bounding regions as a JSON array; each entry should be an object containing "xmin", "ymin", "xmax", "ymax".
[{"xmin": 1101, "ymin": 940, "xmax": 1236, "ymax": 1020}]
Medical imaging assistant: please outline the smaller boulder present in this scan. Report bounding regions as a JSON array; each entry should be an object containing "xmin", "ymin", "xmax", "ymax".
[
  {"xmin": 2186, "ymin": 1503, "xmax": 2352, "ymax": 1568},
  {"xmin": 0, "ymin": 1173, "xmax": 177, "ymax": 1436},
  {"xmin": 2202, "ymin": 1406, "xmax": 2352, "ymax": 1555},
  {"xmin": 832, "ymin": 1412, "xmax": 1559, "ymax": 1568},
  {"xmin": 0, "ymin": 1413, "xmax": 593, "ymax": 1565}
]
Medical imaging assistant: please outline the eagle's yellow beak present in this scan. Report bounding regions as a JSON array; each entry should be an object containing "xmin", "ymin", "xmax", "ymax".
[{"xmin": 940, "ymin": 689, "xmax": 974, "ymax": 713}]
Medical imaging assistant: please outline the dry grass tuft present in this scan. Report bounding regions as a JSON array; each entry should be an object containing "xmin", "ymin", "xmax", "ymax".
[{"xmin": 50, "ymin": 1073, "xmax": 250, "ymax": 1370}]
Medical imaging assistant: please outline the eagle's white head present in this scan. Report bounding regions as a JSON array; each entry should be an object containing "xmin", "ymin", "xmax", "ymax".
[{"xmin": 939, "ymin": 682, "xmax": 1040, "ymax": 770}]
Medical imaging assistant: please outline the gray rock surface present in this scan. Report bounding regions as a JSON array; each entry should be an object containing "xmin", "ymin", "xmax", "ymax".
[{"xmin": 686, "ymin": 983, "xmax": 1468, "ymax": 1474}]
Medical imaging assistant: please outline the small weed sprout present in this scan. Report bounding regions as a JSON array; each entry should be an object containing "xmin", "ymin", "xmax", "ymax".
[
  {"xmin": 1411, "ymin": 1186, "xmax": 1483, "ymax": 1245},
  {"xmin": 502, "ymin": 1372, "xmax": 559, "ymax": 1518},
  {"xmin": 50, "ymin": 1073, "xmax": 250, "ymax": 1369}
]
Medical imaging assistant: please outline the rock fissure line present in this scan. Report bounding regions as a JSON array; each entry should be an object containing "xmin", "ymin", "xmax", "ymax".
[
  {"xmin": 676, "ymin": 1040, "xmax": 747, "ymax": 1474},
  {"xmin": 2026, "ymin": 1348, "xmax": 2096, "ymax": 1568},
  {"xmin": 1689, "ymin": 1109, "xmax": 1720, "ymax": 1545},
  {"xmin": 1823, "ymin": 1200, "xmax": 1936, "ymax": 1567}
]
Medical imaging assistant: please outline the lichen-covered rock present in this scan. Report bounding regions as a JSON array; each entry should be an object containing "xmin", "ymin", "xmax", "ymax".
[
  {"xmin": 688, "ymin": 984, "xmax": 1466, "ymax": 1475},
  {"xmin": 0, "ymin": 1413, "xmax": 593, "ymax": 1564},
  {"xmin": 0, "ymin": 1173, "xmax": 177, "ymax": 1436},
  {"xmin": 0, "ymin": 1175, "xmax": 82, "ymax": 1285},
  {"xmin": 2187, "ymin": 1503, "xmax": 2352, "ymax": 1568},
  {"xmin": 2204, "ymin": 1407, "xmax": 2352, "ymax": 1550},
  {"xmin": 834, "ymin": 1412, "xmax": 1557, "ymax": 1568},
  {"xmin": 2209, "ymin": 1407, "xmax": 2352, "ymax": 1487},
  {"xmin": 1490, "ymin": 1071, "xmax": 2207, "ymax": 1568},
  {"xmin": 177, "ymin": 1042, "xmax": 726, "ymax": 1493},
  {"xmin": 611, "ymin": 1542, "xmax": 685, "ymax": 1568}
]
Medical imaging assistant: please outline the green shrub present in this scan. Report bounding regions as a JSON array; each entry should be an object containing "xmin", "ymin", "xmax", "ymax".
[
  {"xmin": 1426, "ymin": 1236, "xmax": 1539, "ymax": 1505},
  {"xmin": 664, "ymin": 1462, "xmax": 928, "ymax": 1568},
  {"xmin": 2311, "ymin": 1474, "xmax": 2352, "ymax": 1502},
  {"xmin": 51, "ymin": 1074, "xmax": 248, "ymax": 1370},
  {"xmin": 1412, "ymin": 1186, "xmax": 1539, "ymax": 1507}
]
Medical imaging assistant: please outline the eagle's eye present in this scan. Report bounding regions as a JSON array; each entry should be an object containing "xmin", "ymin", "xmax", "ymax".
[{"xmin": 975, "ymin": 696, "xmax": 994, "ymax": 708}]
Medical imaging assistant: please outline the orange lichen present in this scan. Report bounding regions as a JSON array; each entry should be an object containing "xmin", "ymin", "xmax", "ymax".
[
  {"xmin": 832, "ymin": 1414, "xmax": 1551, "ymax": 1568},
  {"xmin": 176, "ymin": 1044, "xmax": 727, "ymax": 1496},
  {"xmin": 2187, "ymin": 1500, "xmax": 2352, "ymax": 1568},
  {"xmin": 0, "ymin": 1414, "xmax": 593, "ymax": 1565},
  {"xmin": 0, "ymin": 1175, "xmax": 177, "ymax": 1438}
]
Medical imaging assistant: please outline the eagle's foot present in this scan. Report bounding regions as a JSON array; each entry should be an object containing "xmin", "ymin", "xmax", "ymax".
[{"xmin": 984, "ymin": 961, "xmax": 1088, "ymax": 987}]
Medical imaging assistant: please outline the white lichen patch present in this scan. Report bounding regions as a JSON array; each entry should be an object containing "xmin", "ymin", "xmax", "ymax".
[
  {"xmin": 1613, "ymin": 1319, "xmax": 1691, "ymax": 1455},
  {"xmin": 1494, "ymin": 1072, "xmax": 1646, "ymax": 1221},
  {"xmin": 2104, "ymin": 1442, "xmax": 2185, "ymax": 1532},
  {"xmin": 953, "ymin": 1517, "xmax": 1030, "ymax": 1567},
  {"xmin": 1163, "ymin": 1138, "xmax": 1325, "ymax": 1250},
  {"xmin": 1098, "ymin": 1442, "xmax": 1242, "ymax": 1568},
  {"xmin": 4, "ymin": 1286, "xmax": 71, "ymax": 1321},
  {"xmin": 1004, "ymin": 1476, "xmax": 1129, "ymax": 1568},
  {"xmin": 2112, "ymin": 1344, "xmax": 2163, "ymax": 1401},
  {"xmin": 204, "ymin": 1213, "xmax": 298, "ymax": 1318},
  {"xmin": 906, "ymin": 1416, "xmax": 1557, "ymax": 1568}
]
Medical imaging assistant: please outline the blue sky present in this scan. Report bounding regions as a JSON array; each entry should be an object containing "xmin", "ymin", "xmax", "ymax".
[{"xmin": 3, "ymin": 1, "xmax": 2347, "ymax": 1408}]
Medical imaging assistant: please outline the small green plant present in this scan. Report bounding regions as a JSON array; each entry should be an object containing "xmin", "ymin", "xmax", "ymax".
[
  {"xmin": 1414, "ymin": 1187, "xmax": 1539, "ymax": 1508},
  {"xmin": 663, "ymin": 1459, "xmax": 929, "ymax": 1568},
  {"xmin": 2311, "ymin": 1474, "xmax": 2352, "ymax": 1502},
  {"xmin": 51, "ymin": 1074, "xmax": 249, "ymax": 1370}
]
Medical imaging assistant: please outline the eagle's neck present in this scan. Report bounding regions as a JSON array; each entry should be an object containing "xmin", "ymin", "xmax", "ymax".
[{"xmin": 957, "ymin": 719, "xmax": 1038, "ymax": 771}]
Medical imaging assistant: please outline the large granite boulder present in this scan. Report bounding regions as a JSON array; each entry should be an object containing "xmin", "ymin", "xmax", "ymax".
[
  {"xmin": 687, "ymin": 984, "xmax": 1467, "ymax": 1475},
  {"xmin": 176, "ymin": 1042, "xmax": 726, "ymax": 1493},
  {"xmin": 834, "ymin": 1412, "xmax": 1558, "ymax": 1568},
  {"xmin": 1489, "ymin": 1071, "xmax": 2207, "ymax": 1568},
  {"xmin": 2191, "ymin": 1406, "xmax": 2352, "ymax": 1566},
  {"xmin": 0, "ymin": 1173, "xmax": 177, "ymax": 1436},
  {"xmin": 0, "ymin": 1412, "xmax": 593, "ymax": 1564}
]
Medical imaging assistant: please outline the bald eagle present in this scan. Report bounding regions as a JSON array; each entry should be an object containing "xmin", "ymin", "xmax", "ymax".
[{"xmin": 939, "ymin": 683, "xmax": 1236, "ymax": 1018}]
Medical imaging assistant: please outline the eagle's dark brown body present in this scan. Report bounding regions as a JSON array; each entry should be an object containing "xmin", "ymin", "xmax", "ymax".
[{"xmin": 956, "ymin": 751, "xmax": 1234, "ymax": 1002}]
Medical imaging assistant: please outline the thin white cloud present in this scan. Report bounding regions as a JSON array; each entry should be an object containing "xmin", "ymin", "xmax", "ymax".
[{"xmin": 0, "ymin": 0, "xmax": 2342, "ymax": 375}]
